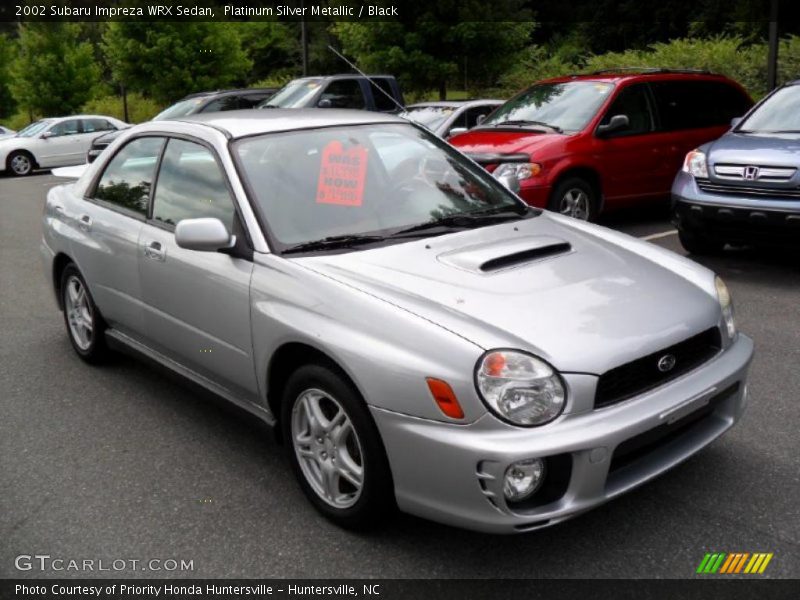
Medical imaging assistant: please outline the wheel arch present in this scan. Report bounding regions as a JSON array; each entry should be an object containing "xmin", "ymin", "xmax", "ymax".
[
  {"xmin": 6, "ymin": 148, "xmax": 38, "ymax": 170},
  {"xmin": 550, "ymin": 165, "xmax": 604, "ymax": 211},
  {"xmin": 52, "ymin": 252, "xmax": 74, "ymax": 311}
]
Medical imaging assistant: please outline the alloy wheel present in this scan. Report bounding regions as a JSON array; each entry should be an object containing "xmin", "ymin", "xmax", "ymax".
[
  {"xmin": 64, "ymin": 275, "xmax": 94, "ymax": 351},
  {"xmin": 10, "ymin": 154, "xmax": 32, "ymax": 175},
  {"xmin": 291, "ymin": 388, "xmax": 364, "ymax": 509},
  {"xmin": 559, "ymin": 188, "xmax": 591, "ymax": 220}
]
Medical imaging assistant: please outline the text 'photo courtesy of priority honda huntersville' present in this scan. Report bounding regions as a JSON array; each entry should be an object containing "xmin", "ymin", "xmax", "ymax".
[{"xmin": 40, "ymin": 109, "xmax": 753, "ymax": 533}]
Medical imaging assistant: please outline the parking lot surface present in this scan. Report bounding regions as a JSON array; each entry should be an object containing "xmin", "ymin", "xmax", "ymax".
[{"xmin": 2, "ymin": 173, "xmax": 799, "ymax": 578}]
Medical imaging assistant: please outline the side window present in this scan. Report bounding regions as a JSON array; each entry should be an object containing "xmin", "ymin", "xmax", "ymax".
[
  {"xmin": 151, "ymin": 139, "xmax": 236, "ymax": 230},
  {"xmin": 369, "ymin": 79, "xmax": 398, "ymax": 112},
  {"xmin": 598, "ymin": 85, "xmax": 654, "ymax": 136},
  {"xmin": 651, "ymin": 81, "xmax": 751, "ymax": 131},
  {"xmin": 465, "ymin": 106, "xmax": 495, "ymax": 129},
  {"xmin": 49, "ymin": 120, "xmax": 81, "ymax": 137},
  {"xmin": 238, "ymin": 94, "xmax": 270, "ymax": 109},
  {"xmin": 93, "ymin": 137, "xmax": 165, "ymax": 216},
  {"xmin": 318, "ymin": 79, "xmax": 367, "ymax": 109},
  {"xmin": 82, "ymin": 119, "xmax": 114, "ymax": 133},
  {"xmin": 200, "ymin": 96, "xmax": 241, "ymax": 113}
]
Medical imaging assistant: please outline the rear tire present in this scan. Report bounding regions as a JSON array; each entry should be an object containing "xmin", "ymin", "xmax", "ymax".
[
  {"xmin": 7, "ymin": 151, "xmax": 35, "ymax": 176},
  {"xmin": 548, "ymin": 177, "xmax": 598, "ymax": 221},
  {"xmin": 60, "ymin": 264, "xmax": 110, "ymax": 364},
  {"xmin": 281, "ymin": 363, "xmax": 395, "ymax": 529},
  {"xmin": 678, "ymin": 229, "xmax": 725, "ymax": 256}
]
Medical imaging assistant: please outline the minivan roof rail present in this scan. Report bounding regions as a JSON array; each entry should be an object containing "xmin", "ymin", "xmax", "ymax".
[{"xmin": 581, "ymin": 67, "xmax": 715, "ymax": 76}]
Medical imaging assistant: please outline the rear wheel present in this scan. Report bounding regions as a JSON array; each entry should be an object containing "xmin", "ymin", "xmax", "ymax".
[
  {"xmin": 548, "ymin": 177, "xmax": 598, "ymax": 221},
  {"xmin": 678, "ymin": 229, "xmax": 725, "ymax": 256},
  {"xmin": 7, "ymin": 151, "xmax": 34, "ymax": 176},
  {"xmin": 282, "ymin": 363, "xmax": 394, "ymax": 529},
  {"xmin": 60, "ymin": 264, "xmax": 110, "ymax": 363}
]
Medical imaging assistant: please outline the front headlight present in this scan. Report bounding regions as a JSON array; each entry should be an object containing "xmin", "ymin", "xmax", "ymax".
[
  {"xmin": 493, "ymin": 162, "xmax": 542, "ymax": 181},
  {"xmin": 682, "ymin": 150, "xmax": 708, "ymax": 178},
  {"xmin": 715, "ymin": 276, "xmax": 736, "ymax": 340},
  {"xmin": 475, "ymin": 350, "xmax": 566, "ymax": 426}
]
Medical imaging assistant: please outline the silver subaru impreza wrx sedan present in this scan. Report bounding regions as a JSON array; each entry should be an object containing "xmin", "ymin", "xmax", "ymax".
[{"xmin": 41, "ymin": 110, "xmax": 753, "ymax": 533}]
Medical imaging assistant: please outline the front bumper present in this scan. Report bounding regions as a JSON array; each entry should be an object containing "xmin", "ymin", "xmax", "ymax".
[
  {"xmin": 517, "ymin": 181, "xmax": 551, "ymax": 209},
  {"xmin": 372, "ymin": 333, "xmax": 753, "ymax": 533},
  {"xmin": 672, "ymin": 171, "xmax": 800, "ymax": 245}
]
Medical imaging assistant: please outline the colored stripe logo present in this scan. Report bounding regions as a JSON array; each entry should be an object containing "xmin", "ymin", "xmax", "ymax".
[{"xmin": 697, "ymin": 552, "xmax": 773, "ymax": 574}]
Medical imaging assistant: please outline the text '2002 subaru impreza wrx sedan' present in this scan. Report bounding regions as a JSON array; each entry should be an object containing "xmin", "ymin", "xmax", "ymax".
[{"xmin": 41, "ymin": 110, "xmax": 753, "ymax": 533}]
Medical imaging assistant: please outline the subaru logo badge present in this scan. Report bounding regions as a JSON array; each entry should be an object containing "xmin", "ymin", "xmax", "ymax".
[
  {"xmin": 743, "ymin": 165, "xmax": 760, "ymax": 181},
  {"xmin": 657, "ymin": 354, "xmax": 677, "ymax": 372}
]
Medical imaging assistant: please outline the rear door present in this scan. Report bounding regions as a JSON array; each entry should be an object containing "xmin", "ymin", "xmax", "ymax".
[
  {"xmin": 68, "ymin": 136, "xmax": 165, "ymax": 336},
  {"xmin": 137, "ymin": 137, "xmax": 258, "ymax": 400},
  {"xmin": 591, "ymin": 83, "xmax": 661, "ymax": 206},
  {"xmin": 648, "ymin": 80, "xmax": 753, "ymax": 185}
]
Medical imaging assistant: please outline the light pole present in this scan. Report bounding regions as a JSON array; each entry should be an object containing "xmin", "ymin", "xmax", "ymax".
[{"xmin": 767, "ymin": 0, "xmax": 779, "ymax": 91}]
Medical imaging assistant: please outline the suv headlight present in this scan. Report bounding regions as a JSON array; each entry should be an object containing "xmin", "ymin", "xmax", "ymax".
[
  {"xmin": 493, "ymin": 162, "xmax": 542, "ymax": 181},
  {"xmin": 475, "ymin": 350, "xmax": 566, "ymax": 426},
  {"xmin": 715, "ymin": 276, "xmax": 736, "ymax": 340},
  {"xmin": 682, "ymin": 150, "xmax": 708, "ymax": 178}
]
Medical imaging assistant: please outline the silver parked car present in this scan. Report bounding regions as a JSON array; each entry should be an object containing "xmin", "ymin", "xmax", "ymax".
[
  {"xmin": 399, "ymin": 99, "xmax": 503, "ymax": 138},
  {"xmin": 41, "ymin": 110, "xmax": 753, "ymax": 533},
  {"xmin": 1, "ymin": 115, "xmax": 128, "ymax": 176}
]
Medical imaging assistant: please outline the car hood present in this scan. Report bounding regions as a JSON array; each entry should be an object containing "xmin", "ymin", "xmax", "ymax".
[
  {"xmin": 449, "ymin": 130, "xmax": 564, "ymax": 159},
  {"xmin": 707, "ymin": 131, "xmax": 800, "ymax": 167},
  {"xmin": 295, "ymin": 213, "xmax": 719, "ymax": 375}
]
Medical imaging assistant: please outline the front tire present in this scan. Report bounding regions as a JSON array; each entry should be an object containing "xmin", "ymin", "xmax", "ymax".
[
  {"xmin": 548, "ymin": 177, "xmax": 598, "ymax": 221},
  {"xmin": 281, "ymin": 364, "xmax": 394, "ymax": 529},
  {"xmin": 60, "ymin": 264, "xmax": 110, "ymax": 363},
  {"xmin": 7, "ymin": 151, "xmax": 34, "ymax": 176}
]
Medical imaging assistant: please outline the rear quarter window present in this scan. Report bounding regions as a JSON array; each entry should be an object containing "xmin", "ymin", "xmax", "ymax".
[{"xmin": 650, "ymin": 80, "xmax": 752, "ymax": 131}]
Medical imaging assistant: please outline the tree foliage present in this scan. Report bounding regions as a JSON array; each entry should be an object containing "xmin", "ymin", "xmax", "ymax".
[
  {"xmin": 10, "ymin": 23, "xmax": 100, "ymax": 116},
  {"xmin": 103, "ymin": 22, "xmax": 251, "ymax": 104},
  {"xmin": 0, "ymin": 35, "xmax": 15, "ymax": 118},
  {"xmin": 333, "ymin": 1, "xmax": 535, "ymax": 99}
]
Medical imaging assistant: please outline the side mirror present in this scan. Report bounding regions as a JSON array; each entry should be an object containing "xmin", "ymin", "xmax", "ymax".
[
  {"xmin": 496, "ymin": 172, "xmax": 520, "ymax": 194},
  {"xmin": 476, "ymin": 114, "xmax": 487, "ymax": 125},
  {"xmin": 317, "ymin": 98, "xmax": 333, "ymax": 108},
  {"xmin": 730, "ymin": 116, "xmax": 742, "ymax": 128},
  {"xmin": 596, "ymin": 114, "xmax": 630, "ymax": 137},
  {"xmin": 41, "ymin": 131, "xmax": 54, "ymax": 139},
  {"xmin": 175, "ymin": 218, "xmax": 235, "ymax": 252},
  {"xmin": 448, "ymin": 127, "xmax": 468, "ymax": 137}
]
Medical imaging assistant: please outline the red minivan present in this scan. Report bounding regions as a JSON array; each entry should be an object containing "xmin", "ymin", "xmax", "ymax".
[{"xmin": 449, "ymin": 70, "xmax": 753, "ymax": 221}]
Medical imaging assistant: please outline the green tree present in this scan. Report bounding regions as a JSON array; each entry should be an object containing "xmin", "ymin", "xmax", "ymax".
[
  {"xmin": 103, "ymin": 22, "xmax": 251, "ymax": 104},
  {"xmin": 333, "ymin": 1, "xmax": 535, "ymax": 99},
  {"xmin": 239, "ymin": 21, "xmax": 298, "ymax": 82},
  {"xmin": 0, "ymin": 34, "xmax": 16, "ymax": 119},
  {"xmin": 10, "ymin": 23, "xmax": 100, "ymax": 116}
]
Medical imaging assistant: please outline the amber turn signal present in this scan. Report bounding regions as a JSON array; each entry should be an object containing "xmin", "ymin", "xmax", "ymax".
[{"xmin": 426, "ymin": 378, "xmax": 465, "ymax": 419}]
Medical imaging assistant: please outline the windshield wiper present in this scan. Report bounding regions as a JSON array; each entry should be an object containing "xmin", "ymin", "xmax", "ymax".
[
  {"xmin": 390, "ymin": 206, "xmax": 528, "ymax": 237},
  {"xmin": 282, "ymin": 234, "xmax": 385, "ymax": 254},
  {"xmin": 487, "ymin": 119, "xmax": 563, "ymax": 134}
]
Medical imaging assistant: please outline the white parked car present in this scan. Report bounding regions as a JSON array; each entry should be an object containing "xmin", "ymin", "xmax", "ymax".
[{"xmin": 0, "ymin": 115, "xmax": 128, "ymax": 176}]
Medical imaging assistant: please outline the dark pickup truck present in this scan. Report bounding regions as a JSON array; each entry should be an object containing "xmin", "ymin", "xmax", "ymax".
[{"xmin": 257, "ymin": 75, "xmax": 404, "ymax": 112}]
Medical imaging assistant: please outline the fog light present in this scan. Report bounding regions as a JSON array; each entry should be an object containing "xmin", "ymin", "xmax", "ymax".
[{"xmin": 503, "ymin": 458, "xmax": 545, "ymax": 501}]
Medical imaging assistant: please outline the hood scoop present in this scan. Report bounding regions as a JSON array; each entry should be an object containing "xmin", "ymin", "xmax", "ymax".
[{"xmin": 438, "ymin": 236, "xmax": 572, "ymax": 274}]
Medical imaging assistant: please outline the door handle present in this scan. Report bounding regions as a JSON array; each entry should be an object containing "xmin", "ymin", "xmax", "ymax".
[
  {"xmin": 78, "ymin": 214, "xmax": 92, "ymax": 231},
  {"xmin": 144, "ymin": 240, "xmax": 166, "ymax": 262}
]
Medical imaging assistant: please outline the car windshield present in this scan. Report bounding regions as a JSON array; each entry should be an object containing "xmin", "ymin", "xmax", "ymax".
[
  {"xmin": 259, "ymin": 79, "xmax": 323, "ymax": 108},
  {"xmin": 738, "ymin": 85, "xmax": 800, "ymax": 133},
  {"xmin": 153, "ymin": 97, "xmax": 206, "ymax": 120},
  {"xmin": 233, "ymin": 123, "xmax": 530, "ymax": 251},
  {"xmin": 481, "ymin": 81, "xmax": 614, "ymax": 133},
  {"xmin": 16, "ymin": 120, "xmax": 53, "ymax": 137},
  {"xmin": 399, "ymin": 106, "xmax": 456, "ymax": 130}
]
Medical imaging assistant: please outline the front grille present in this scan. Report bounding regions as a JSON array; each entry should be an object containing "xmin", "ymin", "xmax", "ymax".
[
  {"xmin": 713, "ymin": 164, "xmax": 796, "ymax": 182},
  {"xmin": 595, "ymin": 328, "xmax": 722, "ymax": 409},
  {"xmin": 698, "ymin": 180, "xmax": 800, "ymax": 200}
]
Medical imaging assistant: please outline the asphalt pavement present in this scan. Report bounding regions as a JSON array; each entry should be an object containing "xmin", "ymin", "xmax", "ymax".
[{"xmin": 1, "ymin": 173, "xmax": 798, "ymax": 579}]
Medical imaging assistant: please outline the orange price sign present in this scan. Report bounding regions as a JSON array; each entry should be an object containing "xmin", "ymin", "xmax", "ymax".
[{"xmin": 316, "ymin": 141, "xmax": 368, "ymax": 207}]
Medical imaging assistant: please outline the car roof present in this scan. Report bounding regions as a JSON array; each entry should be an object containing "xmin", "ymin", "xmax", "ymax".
[
  {"xmin": 170, "ymin": 108, "xmax": 406, "ymax": 139},
  {"xmin": 405, "ymin": 100, "xmax": 503, "ymax": 109},
  {"xmin": 542, "ymin": 69, "xmax": 733, "ymax": 85},
  {"xmin": 181, "ymin": 87, "xmax": 278, "ymax": 100}
]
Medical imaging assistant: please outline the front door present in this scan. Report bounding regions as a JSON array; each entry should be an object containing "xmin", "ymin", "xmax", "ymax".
[
  {"xmin": 137, "ymin": 137, "xmax": 258, "ymax": 400},
  {"xmin": 39, "ymin": 119, "xmax": 84, "ymax": 167}
]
